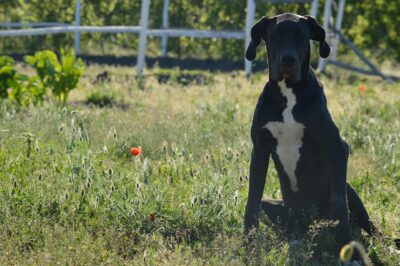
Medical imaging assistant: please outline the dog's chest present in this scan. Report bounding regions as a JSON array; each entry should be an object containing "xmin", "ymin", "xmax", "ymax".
[{"xmin": 264, "ymin": 81, "xmax": 305, "ymax": 192}]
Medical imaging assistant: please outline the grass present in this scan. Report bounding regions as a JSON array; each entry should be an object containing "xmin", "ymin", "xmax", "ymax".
[{"xmin": 0, "ymin": 63, "xmax": 399, "ymax": 265}]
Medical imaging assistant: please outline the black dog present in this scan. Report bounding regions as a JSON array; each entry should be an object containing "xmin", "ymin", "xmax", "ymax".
[{"xmin": 243, "ymin": 13, "xmax": 375, "ymax": 257}]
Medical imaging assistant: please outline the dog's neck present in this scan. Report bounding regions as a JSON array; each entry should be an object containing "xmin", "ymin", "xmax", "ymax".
[
  {"xmin": 267, "ymin": 67, "xmax": 320, "ymax": 107},
  {"xmin": 268, "ymin": 66, "xmax": 318, "ymax": 89}
]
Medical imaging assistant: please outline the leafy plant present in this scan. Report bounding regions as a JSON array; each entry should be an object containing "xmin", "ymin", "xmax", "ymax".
[
  {"xmin": 7, "ymin": 75, "xmax": 46, "ymax": 106},
  {"xmin": 86, "ymin": 88, "xmax": 116, "ymax": 107},
  {"xmin": 0, "ymin": 56, "xmax": 16, "ymax": 98},
  {"xmin": 25, "ymin": 50, "xmax": 84, "ymax": 104},
  {"xmin": 0, "ymin": 55, "xmax": 46, "ymax": 106}
]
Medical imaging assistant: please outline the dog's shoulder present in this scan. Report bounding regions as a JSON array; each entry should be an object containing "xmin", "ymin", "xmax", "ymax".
[{"xmin": 251, "ymin": 82, "xmax": 283, "ymax": 138}]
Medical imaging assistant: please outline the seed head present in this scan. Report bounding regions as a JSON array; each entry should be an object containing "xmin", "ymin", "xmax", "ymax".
[
  {"xmin": 191, "ymin": 196, "xmax": 198, "ymax": 207},
  {"xmin": 234, "ymin": 190, "xmax": 239, "ymax": 205},
  {"xmin": 162, "ymin": 141, "xmax": 168, "ymax": 153}
]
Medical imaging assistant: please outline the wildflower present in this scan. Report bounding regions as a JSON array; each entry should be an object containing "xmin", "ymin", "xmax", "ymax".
[
  {"xmin": 130, "ymin": 147, "xmax": 142, "ymax": 156},
  {"xmin": 150, "ymin": 213, "xmax": 155, "ymax": 222},
  {"xmin": 358, "ymin": 84, "xmax": 367, "ymax": 92}
]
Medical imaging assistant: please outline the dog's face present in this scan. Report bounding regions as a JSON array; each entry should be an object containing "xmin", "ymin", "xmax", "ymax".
[{"xmin": 246, "ymin": 13, "xmax": 330, "ymax": 83}]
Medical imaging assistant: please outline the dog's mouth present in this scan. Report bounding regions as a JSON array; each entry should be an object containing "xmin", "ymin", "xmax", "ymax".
[
  {"xmin": 278, "ymin": 71, "xmax": 294, "ymax": 81},
  {"xmin": 277, "ymin": 67, "xmax": 300, "ymax": 82}
]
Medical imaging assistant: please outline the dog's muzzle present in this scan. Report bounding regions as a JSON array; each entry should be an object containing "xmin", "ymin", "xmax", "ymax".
[{"xmin": 277, "ymin": 55, "xmax": 301, "ymax": 82}]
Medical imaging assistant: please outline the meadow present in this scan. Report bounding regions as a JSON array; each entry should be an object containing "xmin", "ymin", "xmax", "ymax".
[{"xmin": 0, "ymin": 64, "xmax": 399, "ymax": 265}]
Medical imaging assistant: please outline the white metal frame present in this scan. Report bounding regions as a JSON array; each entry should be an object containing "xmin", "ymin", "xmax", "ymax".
[
  {"xmin": 4, "ymin": 0, "xmax": 391, "ymax": 80},
  {"xmin": 316, "ymin": 0, "xmax": 396, "ymax": 80}
]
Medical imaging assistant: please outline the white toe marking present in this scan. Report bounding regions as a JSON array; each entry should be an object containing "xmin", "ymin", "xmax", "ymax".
[{"xmin": 264, "ymin": 80, "xmax": 304, "ymax": 192}]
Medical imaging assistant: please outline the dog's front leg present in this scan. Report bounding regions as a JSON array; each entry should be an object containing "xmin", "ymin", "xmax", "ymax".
[
  {"xmin": 324, "ymin": 126, "xmax": 353, "ymax": 248},
  {"xmin": 244, "ymin": 137, "xmax": 270, "ymax": 232}
]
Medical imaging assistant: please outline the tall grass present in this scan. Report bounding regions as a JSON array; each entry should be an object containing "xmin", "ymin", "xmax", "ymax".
[{"xmin": 0, "ymin": 65, "xmax": 399, "ymax": 265}]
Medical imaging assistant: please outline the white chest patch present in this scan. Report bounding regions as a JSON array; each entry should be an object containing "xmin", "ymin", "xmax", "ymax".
[{"xmin": 263, "ymin": 80, "xmax": 305, "ymax": 192}]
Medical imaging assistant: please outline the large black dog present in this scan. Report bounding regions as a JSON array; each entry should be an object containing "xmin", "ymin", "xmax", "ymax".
[{"xmin": 243, "ymin": 13, "xmax": 375, "ymax": 256}]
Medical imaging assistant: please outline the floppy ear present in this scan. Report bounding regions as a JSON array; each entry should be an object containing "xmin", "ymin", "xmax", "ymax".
[
  {"xmin": 245, "ymin": 16, "xmax": 272, "ymax": 61},
  {"xmin": 304, "ymin": 15, "xmax": 330, "ymax": 58}
]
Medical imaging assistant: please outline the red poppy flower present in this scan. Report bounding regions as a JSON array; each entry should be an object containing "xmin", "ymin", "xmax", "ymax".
[
  {"xmin": 130, "ymin": 147, "xmax": 142, "ymax": 156},
  {"xmin": 358, "ymin": 84, "xmax": 367, "ymax": 92},
  {"xmin": 150, "ymin": 213, "xmax": 155, "ymax": 222}
]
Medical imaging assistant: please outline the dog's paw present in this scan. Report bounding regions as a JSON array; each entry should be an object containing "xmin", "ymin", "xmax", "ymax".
[{"xmin": 243, "ymin": 215, "xmax": 259, "ymax": 233}]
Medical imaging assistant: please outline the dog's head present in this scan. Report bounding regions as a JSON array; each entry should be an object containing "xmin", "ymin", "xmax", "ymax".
[{"xmin": 246, "ymin": 13, "xmax": 330, "ymax": 83}]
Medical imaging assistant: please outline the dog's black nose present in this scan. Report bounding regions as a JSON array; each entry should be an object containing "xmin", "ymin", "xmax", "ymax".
[{"xmin": 280, "ymin": 55, "xmax": 295, "ymax": 66}]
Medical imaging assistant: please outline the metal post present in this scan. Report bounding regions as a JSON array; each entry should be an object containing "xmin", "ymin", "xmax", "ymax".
[
  {"xmin": 161, "ymin": 0, "xmax": 170, "ymax": 57},
  {"xmin": 310, "ymin": 0, "xmax": 319, "ymax": 18},
  {"xmin": 74, "ymin": 0, "xmax": 81, "ymax": 55},
  {"xmin": 317, "ymin": 0, "xmax": 333, "ymax": 71},
  {"xmin": 331, "ymin": 0, "xmax": 345, "ymax": 60},
  {"xmin": 245, "ymin": 0, "xmax": 256, "ymax": 76},
  {"xmin": 137, "ymin": 0, "xmax": 151, "ymax": 76}
]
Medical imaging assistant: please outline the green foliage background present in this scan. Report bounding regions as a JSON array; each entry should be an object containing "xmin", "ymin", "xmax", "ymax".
[{"xmin": 0, "ymin": 0, "xmax": 399, "ymax": 61}]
